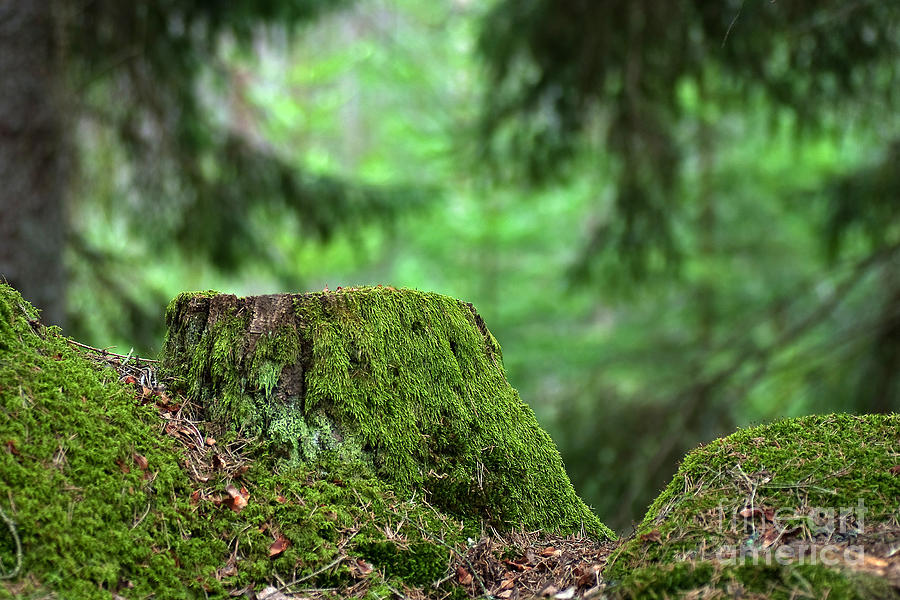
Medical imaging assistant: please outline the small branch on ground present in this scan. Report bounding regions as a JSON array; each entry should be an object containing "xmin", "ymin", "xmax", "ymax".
[{"xmin": 67, "ymin": 338, "xmax": 160, "ymax": 363}]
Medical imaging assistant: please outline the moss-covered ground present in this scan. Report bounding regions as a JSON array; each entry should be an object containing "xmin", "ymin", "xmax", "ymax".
[
  {"xmin": 4, "ymin": 279, "xmax": 900, "ymax": 599},
  {"xmin": 0, "ymin": 284, "xmax": 480, "ymax": 599},
  {"xmin": 604, "ymin": 414, "xmax": 900, "ymax": 599}
]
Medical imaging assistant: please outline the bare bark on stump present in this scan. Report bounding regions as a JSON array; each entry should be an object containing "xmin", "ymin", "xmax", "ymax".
[
  {"xmin": 0, "ymin": 0, "xmax": 69, "ymax": 327},
  {"xmin": 164, "ymin": 292, "xmax": 310, "ymax": 408}
]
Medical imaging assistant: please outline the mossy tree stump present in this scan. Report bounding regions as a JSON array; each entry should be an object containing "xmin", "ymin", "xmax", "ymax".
[{"xmin": 163, "ymin": 287, "xmax": 614, "ymax": 539}]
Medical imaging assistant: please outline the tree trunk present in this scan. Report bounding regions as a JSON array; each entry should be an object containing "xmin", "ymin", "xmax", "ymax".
[{"xmin": 0, "ymin": 0, "xmax": 69, "ymax": 327}]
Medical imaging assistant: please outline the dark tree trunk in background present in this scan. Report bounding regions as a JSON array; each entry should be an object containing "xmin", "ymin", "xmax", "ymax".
[{"xmin": 0, "ymin": 0, "xmax": 68, "ymax": 326}]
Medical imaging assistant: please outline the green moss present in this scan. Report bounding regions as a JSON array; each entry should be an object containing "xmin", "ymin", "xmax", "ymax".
[
  {"xmin": 605, "ymin": 414, "xmax": 900, "ymax": 597},
  {"xmin": 0, "ymin": 285, "xmax": 210, "ymax": 598},
  {"xmin": 163, "ymin": 288, "xmax": 614, "ymax": 539},
  {"xmin": 8, "ymin": 281, "xmax": 900, "ymax": 597},
  {"xmin": 608, "ymin": 560, "xmax": 896, "ymax": 599},
  {"xmin": 355, "ymin": 540, "xmax": 448, "ymax": 587},
  {"xmin": 0, "ymin": 284, "xmax": 480, "ymax": 599}
]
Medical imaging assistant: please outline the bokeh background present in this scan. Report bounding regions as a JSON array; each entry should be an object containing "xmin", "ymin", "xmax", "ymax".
[{"xmin": 2, "ymin": 0, "xmax": 899, "ymax": 532}]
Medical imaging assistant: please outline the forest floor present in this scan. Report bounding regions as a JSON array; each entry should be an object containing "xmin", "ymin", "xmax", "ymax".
[
  {"xmin": 87, "ymin": 351, "xmax": 900, "ymax": 600},
  {"xmin": 3, "ymin": 279, "xmax": 900, "ymax": 600},
  {"xmin": 90, "ymin": 350, "xmax": 619, "ymax": 600}
]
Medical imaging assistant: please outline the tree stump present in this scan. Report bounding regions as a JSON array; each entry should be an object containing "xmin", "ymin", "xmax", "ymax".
[{"xmin": 162, "ymin": 286, "xmax": 613, "ymax": 538}]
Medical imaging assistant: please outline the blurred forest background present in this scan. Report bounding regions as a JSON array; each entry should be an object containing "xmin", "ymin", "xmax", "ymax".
[{"xmin": 2, "ymin": 0, "xmax": 899, "ymax": 531}]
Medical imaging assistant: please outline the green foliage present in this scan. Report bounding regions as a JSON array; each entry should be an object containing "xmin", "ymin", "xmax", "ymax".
[
  {"xmin": 824, "ymin": 142, "xmax": 900, "ymax": 257},
  {"xmin": 477, "ymin": 0, "xmax": 900, "ymax": 269}
]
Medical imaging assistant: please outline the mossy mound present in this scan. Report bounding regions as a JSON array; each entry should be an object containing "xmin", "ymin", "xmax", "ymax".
[
  {"xmin": 0, "ymin": 283, "xmax": 483, "ymax": 599},
  {"xmin": 163, "ymin": 288, "xmax": 613, "ymax": 539},
  {"xmin": 609, "ymin": 561, "xmax": 895, "ymax": 600},
  {"xmin": 605, "ymin": 414, "xmax": 900, "ymax": 598},
  {"xmin": 0, "ymin": 284, "xmax": 198, "ymax": 597}
]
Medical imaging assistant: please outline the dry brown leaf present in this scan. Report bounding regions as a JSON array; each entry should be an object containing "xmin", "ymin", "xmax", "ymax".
[
  {"xmin": 216, "ymin": 556, "xmax": 238, "ymax": 580},
  {"xmin": 133, "ymin": 453, "xmax": 148, "ymax": 471},
  {"xmin": 268, "ymin": 534, "xmax": 290, "ymax": 557},
  {"xmin": 889, "ymin": 465, "xmax": 900, "ymax": 476},
  {"xmin": 540, "ymin": 585, "xmax": 558, "ymax": 597},
  {"xmin": 739, "ymin": 506, "xmax": 776, "ymax": 522},
  {"xmin": 256, "ymin": 585, "xmax": 291, "ymax": 600},
  {"xmin": 861, "ymin": 554, "xmax": 889, "ymax": 569},
  {"xmin": 354, "ymin": 559, "xmax": 374, "ymax": 577},
  {"xmin": 760, "ymin": 527, "xmax": 780, "ymax": 548},
  {"xmin": 456, "ymin": 566, "xmax": 473, "ymax": 585},
  {"xmin": 576, "ymin": 566, "xmax": 595, "ymax": 587},
  {"xmin": 225, "ymin": 484, "xmax": 248, "ymax": 513},
  {"xmin": 640, "ymin": 530, "xmax": 661, "ymax": 543},
  {"xmin": 503, "ymin": 559, "xmax": 532, "ymax": 571}
]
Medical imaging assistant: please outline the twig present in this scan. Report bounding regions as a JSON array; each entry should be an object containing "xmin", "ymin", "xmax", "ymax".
[
  {"xmin": 386, "ymin": 583, "xmax": 411, "ymax": 599},
  {"xmin": 229, "ymin": 523, "xmax": 254, "ymax": 563},
  {"xmin": 278, "ymin": 556, "xmax": 345, "ymax": 592},
  {"xmin": 758, "ymin": 483, "xmax": 837, "ymax": 495},
  {"xmin": 337, "ymin": 528, "xmax": 362, "ymax": 550},
  {"xmin": 0, "ymin": 504, "xmax": 22, "ymax": 580},
  {"xmin": 67, "ymin": 339, "xmax": 160, "ymax": 363},
  {"xmin": 131, "ymin": 500, "xmax": 152, "ymax": 530},
  {"xmin": 722, "ymin": 0, "xmax": 744, "ymax": 47},
  {"xmin": 121, "ymin": 347, "xmax": 135, "ymax": 367}
]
